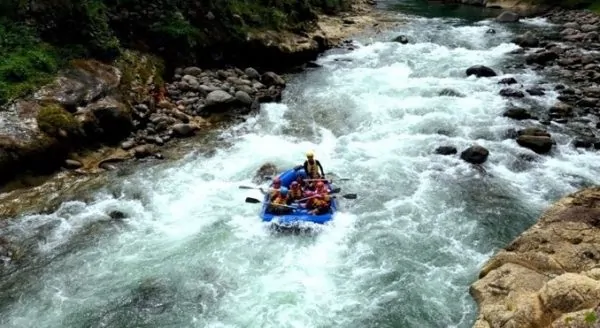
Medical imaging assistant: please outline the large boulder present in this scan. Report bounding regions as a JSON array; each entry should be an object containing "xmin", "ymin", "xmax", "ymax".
[
  {"xmin": 470, "ymin": 187, "xmax": 600, "ymax": 328},
  {"xmin": 516, "ymin": 128, "xmax": 553, "ymax": 154},
  {"xmin": 76, "ymin": 96, "xmax": 133, "ymax": 143},
  {"xmin": 466, "ymin": 65, "xmax": 497, "ymax": 78},
  {"xmin": 33, "ymin": 60, "xmax": 121, "ymax": 111},
  {"xmin": 0, "ymin": 101, "xmax": 82, "ymax": 184},
  {"xmin": 460, "ymin": 145, "xmax": 489, "ymax": 164}
]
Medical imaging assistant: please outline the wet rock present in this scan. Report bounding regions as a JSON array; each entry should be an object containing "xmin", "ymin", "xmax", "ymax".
[
  {"xmin": 252, "ymin": 162, "xmax": 278, "ymax": 184},
  {"xmin": 577, "ymin": 97, "xmax": 598, "ymax": 107},
  {"xmin": 438, "ymin": 88, "xmax": 465, "ymax": 97},
  {"xmin": 526, "ymin": 51, "xmax": 559, "ymax": 65},
  {"xmin": 183, "ymin": 67, "xmax": 202, "ymax": 76},
  {"xmin": 0, "ymin": 101, "xmax": 80, "ymax": 184},
  {"xmin": 496, "ymin": 11, "xmax": 519, "ymax": 23},
  {"xmin": 392, "ymin": 35, "xmax": 409, "ymax": 44},
  {"xmin": 460, "ymin": 145, "xmax": 489, "ymax": 164},
  {"xmin": 498, "ymin": 77, "xmax": 518, "ymax": 85},
  {"xmin": 33, "ymin": 60, "xmax": 121, "ymax": 110},
  {"xmin": 503, "ymin": 107, "xmax": 531, "ymax": 120},
  {"xmin": 64, "ymin": 159, "xmax": 83, "ymax": 169},
  {"xmin": 79, "ymin": 96, "xmax": 133, "ymax": 142},
  {"xmin": 466, "ymin": 65, "xmax": 497, "ymax": 78},
  {"xmin": 513, "ymin": 31, "xmax": 539, "ymax": 48},
  {"xmin": 500, "ymin": 88, "xmax": 525, "ymax": 98},
  {"xmin": 244, "ymin": 67, "xmax": 261, "ymax": 80},
  {"xmin": 108, "ymin": 210, "xmax": 127, "ymax": 220},
  {"xmin": 516, "ymin": 128, "xmax": 553, "ymax": 154},
  {"xmin": 203, "ymin": 90, "xmax": 235, "ymax": 112},
  {"xmin": 235, "ymin": 91, "xmax": 253, "ymax": 105},
  {"xmin": 526, "ymin": 87, "xmax": 546, "ymax": 96},
  {"xmin": 486, "ymin": 28, "xmax": 496, "ymax": 34},
  {"xmin": 131, "ymin": 144, "xmax": 157, "ymax": 159},
  {"xmin": 261, "ymin": 72, "xmax": 286, "ymax": 87},
  {"xmin": 573, "ymin": 138, "xmax": 596, "ymax": 148},
  {"xmin": 435, "ymin": 146, "xmax": 457, "ymax": 155},
  {"xmin": 171, "ymin": 124, "xmax": 196, "ymax": 138}
]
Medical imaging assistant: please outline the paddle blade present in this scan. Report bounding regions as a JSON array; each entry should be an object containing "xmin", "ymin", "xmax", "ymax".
[
  {"xmin": 239, "ymin": 186, "xmax": 258, "ymax": 189},
  {"xmin": 245, "ymin": 197, "xmax": 262, "ymax": 204},
  {"xmin": 330, "ymin": 187, "xmax": 341, "ymax": 193},
  {"xmin": 342, "ymin": 194, "xmax": 357, "ymax": 199}
]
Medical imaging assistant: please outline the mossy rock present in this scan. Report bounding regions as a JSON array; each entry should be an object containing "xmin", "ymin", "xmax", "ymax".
[
  {"xmin": 114, "ymin": 49, "xmax": 165, "ymax": 105},
  {"xmin": 36, "ymin": 103, "xmax": 80, "ymax": 138}
]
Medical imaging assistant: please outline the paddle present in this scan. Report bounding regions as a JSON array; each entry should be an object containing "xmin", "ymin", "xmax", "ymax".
[
  {"xmin": 294, "ymin": 192, "xmax": 357, "ymax": 203},
  {"xmin": 245, "ymin": 197, "xmax": 298, "ymax": 209},
  {"xmin": 240, "ymin": 185, "xmax": 340, "ymax": 193}
]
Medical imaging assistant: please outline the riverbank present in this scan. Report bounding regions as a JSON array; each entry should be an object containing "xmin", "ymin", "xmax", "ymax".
[
  {"xmin": 0, "ymin": 0, "xmax": 402, "ymax": 195},
  {"xmin": 470, "ymin": 8, "xmax": 600, "ymax": 328}
]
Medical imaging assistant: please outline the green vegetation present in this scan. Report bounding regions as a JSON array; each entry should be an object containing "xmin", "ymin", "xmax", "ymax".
[
  {"xmin": 0, "ymin": 0, "xmax": 354, "ymax": 105},
  {"xmin": 36, "ymin": 103, "xmax": 80, "ymax": 137},
  {"xmin": 0, "ymin": 19, "xmax": 59, "ymax": 105},
  {"xmin": 585, "ymin": 311, "xmax": 598, "ymax": 324}
]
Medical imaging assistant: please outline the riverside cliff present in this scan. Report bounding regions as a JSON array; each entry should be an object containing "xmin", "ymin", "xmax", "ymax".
[
  {"xmin": 471, "ymin": 187, "xmax": 600, "ymax": 328},
  {"xmin": 0, "ymin": 0, "xmax": 383, "ymax": 188}
]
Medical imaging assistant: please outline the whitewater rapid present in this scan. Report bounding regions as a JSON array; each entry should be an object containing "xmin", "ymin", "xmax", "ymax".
[{"xmin": 2, "ymin": 8, "xmax": 600, "ymax": 328}]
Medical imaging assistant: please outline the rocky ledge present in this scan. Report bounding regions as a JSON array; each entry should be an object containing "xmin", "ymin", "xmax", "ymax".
[
  {"xmin": 0, "ymin": 52, "xmax": 287, "ymax": 185},
  {"xmin": 471, "ymin": 187, "xmax": 600, "ymax": 328},
  {"xmin": 0, "ymin": 0, "xmax": 390, "ymax": 189}
]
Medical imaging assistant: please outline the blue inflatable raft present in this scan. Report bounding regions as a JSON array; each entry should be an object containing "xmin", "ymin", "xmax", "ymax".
[{"xmin": 259, "ymin": 167, "xmax": 338, "ymax": 226}]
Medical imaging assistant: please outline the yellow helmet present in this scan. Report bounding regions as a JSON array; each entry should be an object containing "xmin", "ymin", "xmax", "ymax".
[{"xmin": 306, "ymin": 150, "xmax": 314, "ymax": 158}]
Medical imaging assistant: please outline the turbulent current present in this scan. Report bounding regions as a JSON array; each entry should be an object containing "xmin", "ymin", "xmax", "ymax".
[{"xmin": 3, "ymin": 3, "xmax": 600, "ymax": 328}]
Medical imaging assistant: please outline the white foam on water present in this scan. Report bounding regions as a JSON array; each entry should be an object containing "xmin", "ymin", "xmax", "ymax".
[{"xmin": 2, "ymin": 11, "xmax": 600, "ymax": 328}]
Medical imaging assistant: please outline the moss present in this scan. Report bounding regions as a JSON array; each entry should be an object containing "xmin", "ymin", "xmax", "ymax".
[
  {"xmin": 114, "ymin": 50, "xmax": 165, "ymax": 104},
  {"xmin": 36, "ymin": 103, "xmax": 80, "ymax": 137},
  {"xmin": 0, "ymin": 19, "xmax": 60, "ymax": 105},
  {"xmin": 585, "ymin": 311, "xmax": 598, "ymax": 324}
]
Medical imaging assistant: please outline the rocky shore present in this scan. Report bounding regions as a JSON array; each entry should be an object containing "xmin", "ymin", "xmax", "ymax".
[
  {"xmin": 469, "ymin": 9, "xmax": 600, "ymax": 327},
  {"xmin": 0, "ymin": 0, "xmax": 394, "ymax": 191}
]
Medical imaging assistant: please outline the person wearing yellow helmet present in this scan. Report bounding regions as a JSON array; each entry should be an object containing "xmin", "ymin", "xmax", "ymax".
[{"xmin": 303, "ymin": 150, "xmax": 325, "ymax": 183}]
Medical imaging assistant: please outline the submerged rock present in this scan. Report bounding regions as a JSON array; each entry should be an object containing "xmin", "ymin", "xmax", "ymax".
[
  {"xmin": 466, "ymin": 65, "xmax": 497, "ymax": 78},
  {"xmin": 460, "ymin": 145, "xmax": 489, "ymax": 164},
  {"xmin": 516, "ymin": 128, "xmax": 553, "ymax": 154}
]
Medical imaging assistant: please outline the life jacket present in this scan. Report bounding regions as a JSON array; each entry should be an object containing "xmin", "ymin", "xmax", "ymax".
[
  {"xmin": 289, "ymin": 187, "xmax": 303, "ymax": 200},
  {"xmin": 312, "ymin": 193, "xmax": 330, "ymax": 208},
  {"xmin": 306, "ymin": 160, "xmax": 320, "ymax": 178},
  {"xmin": 269, "ymin": 186, "xmax": 280, "ymax": 199},
  {"xmin": 272, "ymin": 195, "xmax": 287, "ymax": 207}
]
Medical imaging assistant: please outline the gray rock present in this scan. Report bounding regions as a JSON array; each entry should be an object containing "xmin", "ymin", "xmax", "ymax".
[
  {"xmin": 183, "ymin": 67, "xmax": 202, "ymax": 76},
  {"xmin": 244, "ymin": 67, "xmax": 261, "ymax": 80},
  {"xmin": 206, "ymin": 90, "xmax": 234, "ymax": 106},
  {"xmin": 466, "ymin": 65, "xmax": 497, "ymax": 78},
  {"xmin": 435, "ymin": 146, "xmax": 457, "ymax": 155},
  {"xmin": 496, "ymin": 11, "xmax": 519, "ymax": 23},
  {"xmin": 563, "ymin": 22, "xmax": 579, "ymax": 29},
  {"xmin": 64, "ymin": 159, "xmax": 83, "ymax": 169},
  {"xmin": 513, "ymin": 31, "xmax": 539, "ymax": 48},
  {"xmin": 261, "ymin": 72, "xmax": 286, "ymax": 86},
  {"xmin": 237, "ymin": 85, "xmax": 255, "ymax": 95},
  {"xmin": 121, "ymin": 140, "xmax": 136, "ymax": 150},
  {"xmin": 171, "ymin": 123, "xmax": 196, "ymax": 137},
  {"xmin": 235, "ymin": 91, "xmax": 253, "ymax": 105},
  {"xmin": 581, "ymin": 24, "xmax": 598, "ymax": 32},
  {"xmin": 460, "ymin": 145, "xmax": 489, "ymax": 164},
  {"xmin": 499, "ymin": 88, "xmax": 525, "ymax": 98}
]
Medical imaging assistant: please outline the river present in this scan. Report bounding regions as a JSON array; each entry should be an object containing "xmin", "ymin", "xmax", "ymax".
[{"xmin": 2, "ymin": 1, "xmax": 600, "ymax": 327}]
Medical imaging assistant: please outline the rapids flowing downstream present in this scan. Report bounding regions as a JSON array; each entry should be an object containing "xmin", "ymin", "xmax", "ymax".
[{"xmin": 3, "ymin": 2, "xmax": 600, "ymax": 328}]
